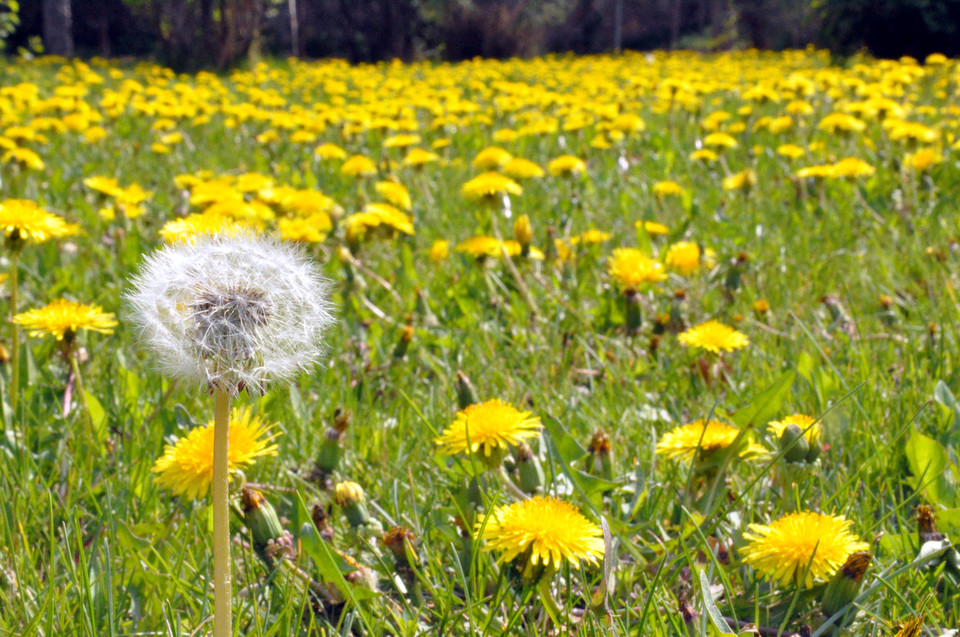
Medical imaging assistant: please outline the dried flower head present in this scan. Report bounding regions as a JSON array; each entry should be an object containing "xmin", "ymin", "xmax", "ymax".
[{"xmin": 127, "ymin": 232, "xmax": 335, "ymax": 395}]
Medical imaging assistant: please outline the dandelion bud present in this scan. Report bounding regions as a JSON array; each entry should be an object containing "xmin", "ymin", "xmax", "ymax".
[
  {"xmin": 392, "ymin": 325, "xmax": 414, "ymax": 359},
  {"xmin": 241, "ymin": 488, "xmax": 294, "ymax": 566},
  {"xmin": 515, "ymin": 442, "xmax": 544, "ymax": 493},
  {"xmin": 917, "ymin": 505, "xmax": 945, "ymax": 543},
  {"xmin": 779, "ymin": 424, "xmax": 810, "ymax": 463},
  {"xmin": 311, "ymin": 503, "xmax": 335, "ymax": 542},
  {"xmin": 316, "ymin": 427, "xmax": 344, "ymax": 474},
  {"xmin": 328, "ymin": 552, "xmax": 378, "ymax": 601},
  {"xmin": 381, "ymin": 525, "xmax": 419, "ymax": 568},
  {"xmin": 455, "ymin": 370, "xmax": 479, "ymax": 409},
  {"xmin": 677, "ymin": 592, "xmax": 699, "ymax": 637},
  {"xmin": 821, "ymin": 550, "xmax": 871, "ymax": 620},
  {"xmin": 513, "ymin": 214, "xmax": 533, "ymax": 255},
  {"xmin": 334, "ymin": 481, "xmax": 371, "ymax": 528},
  {"xmin": 587, "ymin": 430, "xmax": 614, "ymax": 481},
  {"xmin": 415, "ymin": 288, "xmax": 438, "ymax": 327}
]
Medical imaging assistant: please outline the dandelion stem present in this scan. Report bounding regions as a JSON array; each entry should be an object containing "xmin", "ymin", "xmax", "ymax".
[
  {"xmin": 536, "ymin": 578, "xmax": 563, "ymax": 627},
  {"xmin": 9, "ymin": 251, "xmax": 19, "ymax": 415},
  {"xmin": 68, "ymin": 349, "xmax": 97, "ymax": 452},
  {"xmin": 212, "ymin": 388, "xmax": 232, "ymax": 637}
]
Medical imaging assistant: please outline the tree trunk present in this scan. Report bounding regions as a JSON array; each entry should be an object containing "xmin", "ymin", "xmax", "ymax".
[{"xmin": 42, "ymin": 0, "xmax": 73, "ymax": 56}]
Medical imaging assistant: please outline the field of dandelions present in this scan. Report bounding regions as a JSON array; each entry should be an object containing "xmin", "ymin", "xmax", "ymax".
[{"xmin": 0, "ymin": 48, "xmax": 959, "ymax": 636}]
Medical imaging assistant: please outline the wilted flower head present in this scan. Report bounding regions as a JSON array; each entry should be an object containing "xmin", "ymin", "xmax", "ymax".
[{"xmin": 127, "ymin": 232, "xmax": 335, "ymax": 395}]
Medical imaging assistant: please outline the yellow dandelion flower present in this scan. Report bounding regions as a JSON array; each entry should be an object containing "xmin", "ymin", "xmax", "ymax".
[
  {"xmin": 158, "ymin": 213, "xmax": 257, "ymax": 243},
  {"xmin": 740, "ymin": 511, "xmax": 869, "ymax": 588},
  {"xmin": 723, "ymin": 169, "xmax": 757, "ymax": 191},
  {"xmin": 473, "ymin": 146, "xmax": 513, "ymax": 170},
  {"xmin": 429, "ymin": 239, "xmax": 450, "ymax": 262},
  {"xmin": 401, "ymin": 148, "xmax": 440, "ymax": 167},
  {"xmin": 607, "ymin": 247, "xmax": 666, "ymax": 292},
  {"xmin": 904, "ymin": 148, "xmax": 941, "ymax": 172},
  {"xmin": 384, "ymin": 134, "xmax": 421, "ymax": 148},
  {"xmin": 315, "ymin": 143, "xmax": 347, "ymax": 160},
  {"xmin": 830, "ymin": 157, "xmax": 875, "ymax": 179},
  {"xmin": 547, "ymin": 154, "xmax": 587, "ymax": 177},
  {"xmin": 776, "ymin": 144, "xmax": 806, "ymax": 159},
  {"xmin": 277, "ymin": 213, "xmax": 331, "ymax": 243},
  {"xmin": 152, "ymin": 406, "xmax": 279, "ymax": 501},
  {"xmin": 639, "ymin": 220, "xmax": 670, "ymax": 235},
  {"xmin": 502, "ymin": 157, "xmax": 545, "ymax": 179},
  {"xmin": 818, "ymin": 113, "xmax": 866, "ymax": 134},
  {"xmin": 690, "ymin": 148, "xmax": 719, "ymax": 162},
  {"xmin": 84, "ymin": 176, "xmax": 123, "ymax": 198},
  {"xmin": 2, "ymin": 147, "xmax": 45, "ymax": 170},
  {"xmin": 0, "ymin": 200, "xmax": 79, "ymax": 245},
  {"xmin": 703, "ymin": 132, "xmax": 738, "ymax": 149},
  {"xmin": 768, "ymin": 414, "xmax": 821, "ymax": 446},
  {"xmin": 374, "ymin": 181, "xmax": 412, "ymax": 211},
  {"xmin": 435, "ymin": 398, "xmax": 541, "ymax": 458},
  {"xmin": 569, "ymin": 229, "xmax": 611, "ymax": 246},
  {"xmin": 664, "ymin": 241, "xmax": 701, "ymax": 275},
  {"xmin": 456, "ymin": 236, "xmax": 518, "ymax": 259},
  {"xmin": 462, "ymin": 172, "xmax": 523, "ymax": 201},
  {"xmin": 656, "ymin": 419, "xmax": 747, "ymax": 462},
  {"xmin": 478, "ymin": 496, "xmax": 604, "ymax": 579},
  {"xmin": 340, "ymin": 155, "xmax": 378, "ymax": 177},
  {"xmin": 678, "ymin": 320, "xmax": 749, "ymax": 353},
  {"xmin": 14, "ymin": 299, "xmax": 117, "ymax": 341},
  {"xmin": 653, "ymin": 180, "xmax": 685, "ymax": 198}
]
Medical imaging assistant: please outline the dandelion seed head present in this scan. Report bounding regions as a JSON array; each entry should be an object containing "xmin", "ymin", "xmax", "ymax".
[{"xmin": 127, "ymin": 232, "xmax": 336, "ymax": 395}]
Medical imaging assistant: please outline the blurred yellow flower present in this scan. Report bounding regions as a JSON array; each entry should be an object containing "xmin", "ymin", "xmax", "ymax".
[{"xmin": 14, "ymin": 299, "xmax": 117, "ymax": 341}]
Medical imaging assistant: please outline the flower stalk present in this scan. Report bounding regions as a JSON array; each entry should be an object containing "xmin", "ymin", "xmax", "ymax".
[
  {"xmin": 212, "ymin": 388, "xmax": 232, "ymax": 637},
  {"xmin": 9, "ymin": 251, "xmax": 18, "ymax": 414}
]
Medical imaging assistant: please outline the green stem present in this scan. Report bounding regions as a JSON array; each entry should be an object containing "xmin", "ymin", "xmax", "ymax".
[
  {"xmin": 213, "ymin": 389, "xmax": 232, "ymax": 637},
  {"xmin": 69, "ymin": 347, "xmax": 97, "ymax": 450},
  {"xmin": 537, "ymin": 578, "xmax": 563, "ymax": 627},
  {"xmin": 9, "ymin": 251, "xmax": 18, "ymax": 415},
  {"xmin": 497, "ymin": 465, "xmax": 530, "ymax": 501}
]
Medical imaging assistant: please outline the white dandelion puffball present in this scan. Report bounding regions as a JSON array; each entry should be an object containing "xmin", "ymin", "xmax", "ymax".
[{"xmin": 126, "ymin": 232, "xmax": 336, "ymax": 395}]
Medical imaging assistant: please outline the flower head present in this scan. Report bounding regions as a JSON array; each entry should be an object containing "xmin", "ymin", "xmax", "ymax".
[
  {"xmin": 0, "ymin": 200, "xmax": 79, "ymax": 246},
  {"xmin": 678, "ymin": 320, "xmax": 749, "ymax": 353},
  {"xmin": 152, "ymin": 405, "xmax": 279, "ymax": 500},
  {"xmin": 768, "ymin": 414, "xmax": 821, "ymax": 445},
  {"xmin": 462, "ymin": 172, "xmax": 523, "ymax": 202},
  {"xmin": 656, "ymin": 419, "xmax": 755, "ymax": 462},
  {"xmin": 477, "ymin": 496, "xmax": 603, "ymax": 578},
  {"xmin": 126, "ymin": 232, "xmax": 335, "ymax": 396},
  {"xmin": 740, "ymin": 511, "xmax": 869, "ymax": 588},
  {"xmin": 607, "ymin": 248, "xmax": 666, "ymax": 292},
  {"xmin": 547, "ymin": 155, "xmax": 587, "ymax": 177},
  {"xmin": 664, "ymin": 241, "xmax": 701, "ymax": 274},
  {"xmin": 15, "ymin": 299, "xmax": 117, "ymax": 341},
  {"xmin": 436, "ymin": 399, "xmax": 541, "ymax": 459}
]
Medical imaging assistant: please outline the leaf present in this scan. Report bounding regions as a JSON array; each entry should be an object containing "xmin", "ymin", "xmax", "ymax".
[
  {"xmin": 731, "ymin": 370, "xmax": 796, "ymax": 429},
  {"xmin": 84, "ymin": 391, "xmax": 107, "ymax": 440},
  {"xmin": 296, "ymin": 494, "xmax": 377, "ymax": 606},
  {"xmin": 699, "ymin": 570, "xmax": 736, "ymax": 636},
  {"xmin": 934, "ymin": 380, "xmax": 960, "ymax": 436},
  {"xmin": 904, "ymin": 429, "xmax": 958, "ymax": 507}
]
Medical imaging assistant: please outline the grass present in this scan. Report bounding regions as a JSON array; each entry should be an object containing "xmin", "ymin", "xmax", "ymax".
[{"xmin": 0, "ymin": 48, "xmax": 957, "ymax": 635}]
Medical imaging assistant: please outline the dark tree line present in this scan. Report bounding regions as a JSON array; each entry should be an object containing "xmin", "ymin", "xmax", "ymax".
[{"xmin": 14, "ymin": 0, "xmax": 960, "ymax": 69}]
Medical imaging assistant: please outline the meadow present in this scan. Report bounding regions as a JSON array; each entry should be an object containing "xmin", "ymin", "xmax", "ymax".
[{"xmin": 0, "ymin": 48, "xmax": 957, "ymax": 636}]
